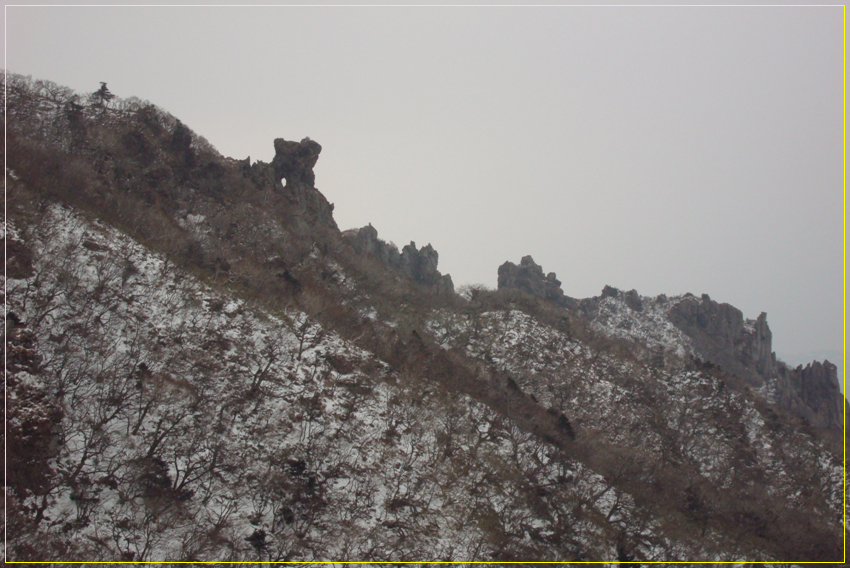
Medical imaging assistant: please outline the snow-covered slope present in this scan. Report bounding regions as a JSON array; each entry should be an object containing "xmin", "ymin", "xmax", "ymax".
[
  {"xmin": 3, "ymin": 205, "xmax": 646, "ymax": 561},
  {"xmin": 4, "ymin": 74, "xmax": 845, "ymax": 563}
]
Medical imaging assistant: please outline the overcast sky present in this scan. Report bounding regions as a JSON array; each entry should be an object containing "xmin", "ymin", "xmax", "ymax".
[{"xmin": 6, "ymin": 7, "xmax": 845, "ymax": 381}]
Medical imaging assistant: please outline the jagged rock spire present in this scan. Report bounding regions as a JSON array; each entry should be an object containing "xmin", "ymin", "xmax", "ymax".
[
  {"xmin": 497, "ymin": 255, "xmax": 566, "ymax": 304},
  {"xmin": 272, "ymin": 137, "xmax": 322, "ymax": 188}
]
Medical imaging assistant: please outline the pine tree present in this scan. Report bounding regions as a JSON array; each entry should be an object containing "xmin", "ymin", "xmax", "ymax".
[{"xmin": 90, "ymin": 81, "xmax": 115, "ymax": 107}]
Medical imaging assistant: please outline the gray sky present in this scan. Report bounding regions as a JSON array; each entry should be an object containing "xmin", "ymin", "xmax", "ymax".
[{"xmin": 6, "ymin": 7, "xmax": 845, "ymax": 380}]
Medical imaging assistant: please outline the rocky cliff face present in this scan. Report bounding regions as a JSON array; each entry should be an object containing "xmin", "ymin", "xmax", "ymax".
[
  {"xmin": 269, "ymin": 137, "xmax": 337, "ymax": 231},
  {"xmin": 585, "ymin": 287, "xmax": 841, "ymax": 433},
  {"xmin": 497, "ymin": 255, "xmax": 568, "ymax": 305},
  {"xmin": 492, "ymin": 253, "xmax": 842, "ymax": 438},
  {"xmin": 771, "ymin": 360, "xmax": 846, "ymax": 430},
  {"xmin": 344, "ymin": 224, "xmax": 454, "ymax": 294},
  {"xmin": 667, "ymin": 294, "xmax": 776, "ymax": 386},
  {"xmin": 663, "ymin": 293, "xmax": 844, "ymax": 429}
]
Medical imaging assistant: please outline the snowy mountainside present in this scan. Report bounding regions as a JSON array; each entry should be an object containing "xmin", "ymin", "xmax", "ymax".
[
  {"xmin": 4, "ymin": 74, "xmax": 846, "ymax": 563},
  {"xmin": 588, "ymin": 292, "xmax": 695, "ymax": 357},
  {"xmin": 4, "ymin": 204, "xmax": 650, "ymax": 561},
  {"xmin": 426, "ymin": 302, "xmax": 843, "ymax": 547}
]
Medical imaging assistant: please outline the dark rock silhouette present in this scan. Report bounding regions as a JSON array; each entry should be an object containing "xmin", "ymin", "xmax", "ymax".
[
  {"xmin": 266, "ymin": 137, "xmax": 336, "ymax": 231},
  {"xmin": 773, "ymin": 360, "xmax": 845, "ymax": 430},
  {"xmin": 498, "ymin": 255, "xmax": 566, "ymax": 305},
  {"xmin": 272, "ymin": 137, "xmax": 322, "ymax": 187},
  {"xmin": 344, "ymin": 224, "xmax": 453, "ymax": 294},
  {"xmin": 668, "ymin": 294, "xmax": 775, "ymax": 386}
]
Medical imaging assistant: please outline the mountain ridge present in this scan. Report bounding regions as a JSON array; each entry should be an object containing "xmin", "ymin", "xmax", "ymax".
[{"xmin": 4, "ymin": 73, "xmax": 846, "ymax": 563}]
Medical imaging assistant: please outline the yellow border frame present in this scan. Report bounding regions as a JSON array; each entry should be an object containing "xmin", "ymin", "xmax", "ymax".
[{"xmin": 2, "ymin": 3, "xmax": 846, "ymax": 564}]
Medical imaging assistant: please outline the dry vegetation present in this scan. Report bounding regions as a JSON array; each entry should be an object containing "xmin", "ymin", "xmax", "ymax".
[{"xmin": 4, "ymin": 74, "xmax": 846, "ymax": 564}]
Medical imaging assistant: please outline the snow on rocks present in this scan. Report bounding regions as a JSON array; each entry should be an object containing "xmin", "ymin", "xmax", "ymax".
[{"xmin": 590, "ymin": 292, "xmax": 695, "ymax": 358}]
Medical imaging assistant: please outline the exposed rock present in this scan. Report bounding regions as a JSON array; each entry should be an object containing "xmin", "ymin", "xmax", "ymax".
[
  {"xmin": 344, "ymin": 224, "xmax": 400, "ymax": 265},
  {"xmin": 746, "ymin": 312, "xmax": 774, "ymax": 377},
  {"xmin": 605, "ymin": 289, "xmax": 842, "ymax": 431},
  {"xmin": 401, "ymin": 242, "xmax": 439, "ymax": 284},
  {"xmin": 343, "ymin": 225, "xmax": 453, "ymax": 294},
  {"xmin": 347, "ymin": 223, "xmax": 379, "ymax": 255},
  {"xmin": 272, "ymin": 137, "xmax": 321, "ymax": 188},
  {"xmin": 772, "ymin": 360, "xmax": 845, "ymax": 430},
  {"xmin": 667, "ymin": 294, "xmax": 775, "ymax": 386},
  {"xmin": 498, "ymin": 256, "xmax": 566, "ymax": 305},
  {"xmin": 267, "ymin": 137, "xmax": 336, "ymax": 230},
  {"xmin": 226, "ymin": 156, "xmax": 251, "ymax": 173},
  {"xmin": 600, "ymin": 285, "xmax": 642, "ymax": 311}
]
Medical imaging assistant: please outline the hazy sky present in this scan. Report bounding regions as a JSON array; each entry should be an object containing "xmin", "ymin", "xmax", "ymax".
[{"xmin": 6, "ymin": 7, "xmax": 845, "ymax": 378}]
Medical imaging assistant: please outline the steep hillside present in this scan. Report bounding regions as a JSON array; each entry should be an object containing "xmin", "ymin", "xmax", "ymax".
[{"xmin": 4, "ymin": 74, "xmax": 846, "ymax": 563}]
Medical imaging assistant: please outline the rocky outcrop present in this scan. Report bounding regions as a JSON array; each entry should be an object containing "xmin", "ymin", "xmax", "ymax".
[
  {"xmin": 667, "ymin": 294, "xmax": 776, "ymax": 386},
  {"xmin": 267, "ymin": 137, "xmax": 336, "ymax": 230},
  {"xmin": 772, "ymin": 361, "xmax": 845, "ymax": 430},
  {"xmin": 498, "ymin": 256, "xmax": 566, "ymax": 305},
  {"xmin": 745, "ymin": 312, "xmax": 774, "ymax": 377},
  {"xmin": 665, "ymin": 293, "xmax": 844, "ymax": 430},
  {"xmin": 345, "ymin": 224, "xmax": 399, "ymax": 265},
  {"xmin": 272, "ymin": 137, "xmax": 321, "ymax": 188},
  {"xmin": 600, "ymin": 285, "xmax": 643, "ymax": 311},
  {"xmin": 400, "ymin": 242, "xmax": 447, "ymax": 290},
  {"xmin": 344, "ymin": 224, "xmax": 454, "ymax": 294}
]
